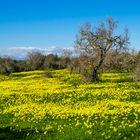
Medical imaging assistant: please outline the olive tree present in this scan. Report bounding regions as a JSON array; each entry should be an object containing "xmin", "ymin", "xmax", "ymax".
[{"xmin": 75, "ymin": 17, "xmax": 129, "ymax": 82}]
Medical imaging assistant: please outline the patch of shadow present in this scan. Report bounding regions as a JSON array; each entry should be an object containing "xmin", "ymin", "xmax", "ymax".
[{"xmin": 0, "ymin": 127, "xmax": 35, "ymax": 140}]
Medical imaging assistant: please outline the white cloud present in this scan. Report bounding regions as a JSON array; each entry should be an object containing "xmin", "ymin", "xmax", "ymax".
[
  {"xmin": 7, "ymin": 46, "xmax": 57, "ymax": 53},
  {"xmin": 2, "ymin": 46, "xmax": 74, "ymax": 59}
]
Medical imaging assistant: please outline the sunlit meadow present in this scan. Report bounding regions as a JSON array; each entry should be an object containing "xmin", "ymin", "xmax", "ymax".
[{"xmin": 0, "ymin": 69, "xmax": 140, "ymax": 139}]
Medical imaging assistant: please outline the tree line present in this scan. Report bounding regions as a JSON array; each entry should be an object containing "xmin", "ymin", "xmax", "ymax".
[
  {"xmin": 0, "ymin": 50, "xmax": 140, "ymax": 79},
  {"xmin": 0, "ymin": 52, "xmax": 71, "ymax": 75}
]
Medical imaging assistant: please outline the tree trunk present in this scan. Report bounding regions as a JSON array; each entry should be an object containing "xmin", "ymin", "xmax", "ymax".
[
  {"xmin": 92, "ymin": 68, "xmax": 99, "ymax": 82},
  {"xmin": 91, "ymin": 50, "xmax": 105, "ymax": 82}
]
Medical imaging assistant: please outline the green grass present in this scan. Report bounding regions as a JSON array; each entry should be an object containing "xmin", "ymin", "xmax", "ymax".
[{"xmin": 0, "ymin": 69, "xmax": 140, "ymax": 139}]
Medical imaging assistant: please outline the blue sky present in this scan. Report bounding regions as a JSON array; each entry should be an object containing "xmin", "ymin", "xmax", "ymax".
[{"xmin": 0, "ymin": 0, "xmax": 140, "ymax": 58}]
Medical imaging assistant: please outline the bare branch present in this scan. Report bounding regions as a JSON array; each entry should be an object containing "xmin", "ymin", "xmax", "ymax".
[{"xmin": 75, "ymin": 17, "xmax": 130, "ymax": 82}]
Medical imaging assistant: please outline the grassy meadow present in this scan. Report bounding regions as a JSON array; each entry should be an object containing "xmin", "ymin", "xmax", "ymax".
[{"xmin": 0, "ymin": 69, "xmax": 140, "ymax": 139}]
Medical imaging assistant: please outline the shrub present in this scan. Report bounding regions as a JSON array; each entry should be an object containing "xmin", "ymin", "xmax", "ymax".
[
  {"xmin": 45, "ymin": 70, "xmax": 53, "ymax": 78},
  {"xmin": 0, "ymin": 57, "xmax": 18, "ymax": 75},
  {"xmin": 133, "ymin": 63, "xmax": 140, "ymax": 81}
]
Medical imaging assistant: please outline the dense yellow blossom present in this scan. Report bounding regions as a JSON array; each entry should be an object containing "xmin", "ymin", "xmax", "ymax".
[{"xmin": 0, "ymin": 69, "xmax": 140, "ymax": 139}]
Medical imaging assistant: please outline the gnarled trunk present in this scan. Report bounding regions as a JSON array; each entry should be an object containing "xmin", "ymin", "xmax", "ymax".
[{"xmin": 92, "ymin": 68, "xmax": 99, "ymax": 82}]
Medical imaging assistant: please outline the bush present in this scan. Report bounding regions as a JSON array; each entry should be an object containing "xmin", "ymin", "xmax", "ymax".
[
  {"xmin": 26, "ymin": 52, "xmax": 45, "ymax": 70},
  {"xmin": 133, "ymin": 63, "xmax": 140, "ymax": 81},
  {"xmin": 45, "ymin": 70, "xmax": 53, "ymax": 78},
  {"xmin": 0, "ymin": 57, "xmax": 18, "ymax": 75}
]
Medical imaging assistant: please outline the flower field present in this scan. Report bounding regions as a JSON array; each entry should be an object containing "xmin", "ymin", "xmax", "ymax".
[{"xmin": 0, "ymin": 69, "xmax": 140, "ymax": 139}]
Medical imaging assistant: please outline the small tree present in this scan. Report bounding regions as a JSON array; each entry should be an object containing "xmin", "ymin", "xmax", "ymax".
[
  {"xmin": 75, "ymin": 17, "xmax": 129, "ymax": 82},
  {"xmin": 0, "ymin": 57, "xmax": 18, "ymax": 75},
  {"xmin": 104, "ymin": 50, "xmax": 136, "ymax": 72},
  {"xmin": 26, "ymin": 52, "xmax": 45, "ymax": 70},
  {"xmin": 60, "ymin": 49, "xmax": 72, "ymax": 69},
  {"xmin": 133, "ymin": 63, "xmax": 140, "ymax": 81},
  {"xmin": 43, "ymin": 54, "xmax": 60, "ymax": 70}
]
